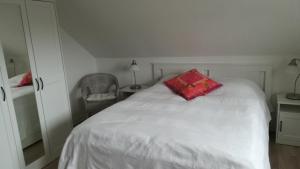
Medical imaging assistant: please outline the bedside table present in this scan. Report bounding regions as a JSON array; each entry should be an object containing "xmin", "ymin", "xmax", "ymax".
[
  {"xmin": 120, "ymin": 85, "xmax": 149, "ymax": 99},
  {"xmin": 276, "ymin": 94, "xmax": 300, "ymax": 146}
]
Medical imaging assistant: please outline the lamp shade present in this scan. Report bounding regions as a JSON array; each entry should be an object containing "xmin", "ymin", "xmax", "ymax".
[
  {"xmin": 130, "ymin": 60, "xmax": 140, "ymax": 71},
  {"xmin": 130, "ymin": 64, "xmax": 140, "ymax": 71},
  {"xmin": 286, "ymin": 58, "xmax": 299, "ymax": 74}
]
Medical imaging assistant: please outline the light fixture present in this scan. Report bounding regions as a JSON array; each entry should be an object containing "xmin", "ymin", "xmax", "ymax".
[
  {"xmin": 129, "ymin": 60, "xmax": 141, "ymax": 90},
  {"xmin": 286, "ymin": 58, "xmax": 300, "ymax": 100}
]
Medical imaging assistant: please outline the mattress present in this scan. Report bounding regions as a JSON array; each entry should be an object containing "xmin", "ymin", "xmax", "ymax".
[{"xmin": 59, "ymin": 79, "xmax": 271, "ymax": 169}]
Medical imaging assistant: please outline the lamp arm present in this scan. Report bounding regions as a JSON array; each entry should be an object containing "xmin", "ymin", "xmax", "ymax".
[
  {"xmin": 133, "ymin": 71, "xmax": 136, "ymax": 86},
  {"xmin": 294, "ymin": 73, "xmax": 300, "ymax": 94}
]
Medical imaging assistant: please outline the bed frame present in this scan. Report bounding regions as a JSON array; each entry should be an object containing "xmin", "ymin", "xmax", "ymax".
[{"xmin": 152, "ymin": 63, "xmax": 272, "ymax": 99}]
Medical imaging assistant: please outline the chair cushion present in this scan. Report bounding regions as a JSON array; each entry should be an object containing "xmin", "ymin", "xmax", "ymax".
[{"xmin": 86, "ymin": 93, "xmax": 116, "ymax": 102}]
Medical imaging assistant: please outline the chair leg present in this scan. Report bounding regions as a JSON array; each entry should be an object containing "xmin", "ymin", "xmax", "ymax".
[
  {"xmin": 86, "ymin": 111, "xmax": 90, "ymax": 119},
  {"xmin": 84, "ymin": 101, "xmax": 90, "ymax": 119}
]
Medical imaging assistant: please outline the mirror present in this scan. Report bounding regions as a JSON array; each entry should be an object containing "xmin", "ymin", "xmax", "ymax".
[{"xmin": 0, "ymin": 3, "xmax": 45, "ymax": 165}]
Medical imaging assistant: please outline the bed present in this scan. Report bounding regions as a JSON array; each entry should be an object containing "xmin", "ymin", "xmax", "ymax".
[{"xmin": 59, "ymin": 63, "xmax": 272, "ymax": 169}]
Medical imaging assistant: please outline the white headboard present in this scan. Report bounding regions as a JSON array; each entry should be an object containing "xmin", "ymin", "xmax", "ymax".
[{"xmin": 152, "ymin": 63, "xmax": 272, "ymax": 99}]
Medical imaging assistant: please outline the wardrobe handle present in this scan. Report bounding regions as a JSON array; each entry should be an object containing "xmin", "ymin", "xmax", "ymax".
[
  {"xmin": 40, "ymin": 78, "xmax": 44, "ymax": 90},
  {"xmin": 35, "ymin": 78, "xmax": 40, "ymax": 91},
  {"xmin": 1, "ymin": 87, "xmax": 5, "ymax": 101},
  {"xmin": 279, "ymin": 121, "xmax": 283, "ymax": 132}
]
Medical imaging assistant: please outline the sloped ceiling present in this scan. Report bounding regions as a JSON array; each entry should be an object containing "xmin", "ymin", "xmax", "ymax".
[{"xmin": 57, "ymin": 0, "xmax": 300, "ymax": 58}]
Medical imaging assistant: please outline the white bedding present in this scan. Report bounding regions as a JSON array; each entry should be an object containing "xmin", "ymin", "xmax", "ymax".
[
  {"xmin": 59, "ymin": 79, "xmax": 271, "ymax": 169},
  {"xmin": 11, "ymin": 85, "xmax": 34, "ymax": 99}
]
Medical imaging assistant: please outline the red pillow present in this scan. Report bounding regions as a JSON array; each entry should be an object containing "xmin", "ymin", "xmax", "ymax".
[
  {"xmin": 18, "ymin": 72, "xmax": 32, "ymax": 87},
  {"xmin": 164, "ymin": 69, "xmax": 222, "ymax": 100}
]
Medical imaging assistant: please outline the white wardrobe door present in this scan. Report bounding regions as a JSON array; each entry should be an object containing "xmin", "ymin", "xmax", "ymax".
[
  {"xmin": 0, "ymin": 101, "xmax": 16, "ymax": 169},
  {"xmin": 27, "ymin": 1, "xmax": 64, "ymax": 83},
  {"xmin": 40, "ymin": 80, "xmax": 71, "ymax": 157},
  {"xmin": 0, "ymin": 73, "xmax": 18, "ymax": 169},
  {"xmin": 27, "ymin": 1, "xmax": 72, "ymax": 158}
]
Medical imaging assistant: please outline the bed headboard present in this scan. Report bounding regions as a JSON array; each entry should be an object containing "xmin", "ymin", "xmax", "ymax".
[{"xmin": 152, "ymin": 63, "xmax": 272, "ymax": 99}]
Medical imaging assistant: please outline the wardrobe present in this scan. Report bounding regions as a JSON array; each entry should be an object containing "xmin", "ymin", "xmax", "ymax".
[{"xmin": 0, "ymin": 0, "xmax": 73, "ymax": 169}]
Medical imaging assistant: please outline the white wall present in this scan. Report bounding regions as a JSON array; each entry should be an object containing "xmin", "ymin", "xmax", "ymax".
[
  {"xmin": 57, "ymin": 0, "xmax": 300, "ymax": 58},
  {"xmin": 60, "ymin": 30, "xmax": 98, "ymax": 125},
  {"xmin": 96, "ymin": 55, "xmax": 298, "ymax": 129}
]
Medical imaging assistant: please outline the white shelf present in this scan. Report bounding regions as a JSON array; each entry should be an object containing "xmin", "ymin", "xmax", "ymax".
[
  {"xmin": 120, "ymin": 85, "xmax": 149, "ymax": 93},
  {"xmin": 277, "ymin": 94, "xmax": 300, "ymax": 106}
]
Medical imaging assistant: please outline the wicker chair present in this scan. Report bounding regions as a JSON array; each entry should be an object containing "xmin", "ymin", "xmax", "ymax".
[{"xmin": 80, "ymin": 73, "xmax": 119, "ymax": 117}]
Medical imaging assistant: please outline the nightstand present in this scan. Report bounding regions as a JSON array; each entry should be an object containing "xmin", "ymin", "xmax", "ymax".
[
  {"xmin": 276, "ymin": 94, "xmax": 300, "ymax": 146},
  {"xmin": 120, "ymin": 85, "xmax": 149, "ymax": 99}
]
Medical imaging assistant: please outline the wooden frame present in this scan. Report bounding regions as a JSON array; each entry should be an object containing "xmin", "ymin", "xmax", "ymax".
[{"xmin": 152, "ymin": 62, "xmax": 272, "ymax": 100}]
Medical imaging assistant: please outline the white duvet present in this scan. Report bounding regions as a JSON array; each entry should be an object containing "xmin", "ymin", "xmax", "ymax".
[
  {"xmin": 59, "ymin": 79, "xmax": 271, "ymax": 169},
  {"xmin": 11, "ymin": 85, "xmax": 34, "ymax": 99}
]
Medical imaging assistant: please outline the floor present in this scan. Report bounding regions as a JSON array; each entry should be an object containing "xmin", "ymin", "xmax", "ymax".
[
  {"xmin": 43, "ymin": 138, "xmax": 300, "ymax": 169},
  {"xmin": 23, "ymin": 140, "xmax": 45, "ymax": 165},
  {"xmin": 269, "ymin": 142, "xmax": 300, "ymax": 169},
  {"xmin": 43, "ymin": 159, "xmax": 58, "ymax": 169}
]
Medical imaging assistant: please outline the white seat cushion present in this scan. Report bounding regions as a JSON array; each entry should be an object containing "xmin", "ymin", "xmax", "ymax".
[{"xmin": 86, "ymin": 93, "xmax": 116, "ymax": 102}]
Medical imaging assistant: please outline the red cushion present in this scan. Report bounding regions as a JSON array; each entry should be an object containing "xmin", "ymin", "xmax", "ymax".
[
  {"xmin": 18, "ymin": 72, "xmax": 32, "ymax": 87},
  {"xmin": 164, "ymin": 69, "xmax": 222, "ymax": 100}
]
